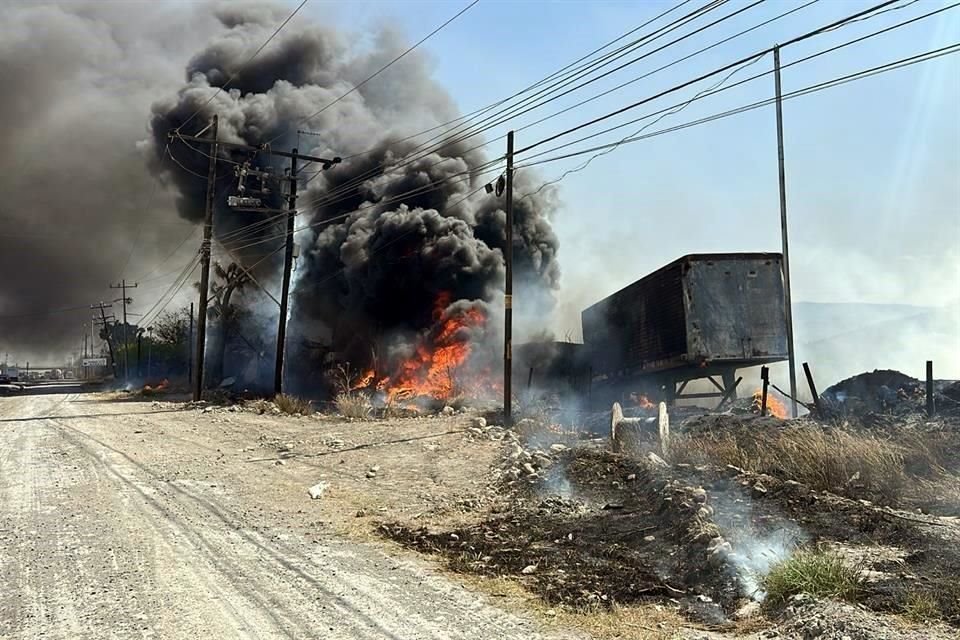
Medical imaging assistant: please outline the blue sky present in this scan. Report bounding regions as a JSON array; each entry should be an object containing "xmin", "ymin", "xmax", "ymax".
[{"xmin": 305, "ymin": 0, "xmax": 960, "ymax": 376}]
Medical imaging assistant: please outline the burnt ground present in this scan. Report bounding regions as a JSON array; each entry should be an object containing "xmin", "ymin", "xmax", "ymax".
[{"xmin": 379, "ymin": 409, "xmax": 960, "ymax": 633}]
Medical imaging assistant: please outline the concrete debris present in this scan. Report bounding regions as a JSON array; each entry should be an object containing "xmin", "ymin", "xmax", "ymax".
[{"xmin": 307, "ymin": 482, "xmax": 329, "ymax": 500}]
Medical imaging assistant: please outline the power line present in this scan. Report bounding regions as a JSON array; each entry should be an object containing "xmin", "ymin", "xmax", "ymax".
[
  {"xmin": 515, "ymin": 0, "xmax": 960, "ymax": 168},
  {"xmin": 517, "ymin": 51, "xmax": 770, "ymax": 203},
  {"xmin": 178, "ymin": 0, "xmax": 310, "ymax": 132},
  {"xmin": 514, "ymin": 0, "xmax": 904, "ymax": 156},
  {"xmin": 301, "ymin": 0, "xmax": 734, "ymax": 210},
  {"xmin": 266, "ymin": 0, "xmax": 481, "ymax": 145},
  {"xmin": 517, "ymin": 43, "xmax": 960, "ymax": 172},
  {"xmin": 335, "ymin": 0, "xmax": 697, "ymax": 164},
  {"xmin": 298, "ymin": 0, "xmax": 811, "ymax": 216},
  {"xmin": 134, "ymin": 226, "xmax": 201, "ymax": 281}
]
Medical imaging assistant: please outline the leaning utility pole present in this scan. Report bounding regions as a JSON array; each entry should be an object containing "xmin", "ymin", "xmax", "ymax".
[
  {"xmin": 504, "ymin": 131, "xmax": 515, "ymax": 426},
  {"xmin": 110, "ymin": 279, "xmax": 138, "ymax": 385},
  {"xmin": 91, "ymin": 302, "xmax": 116, "ymax": 378},
  {"xmin": 773, "ymin": 45, "xmax": 799, "ymax": 418},
  {"xmin": 274, "ymin": 149, "xmax": 298, "ymax": 394},
  {"xmin": 193, "ymin": 115, "xmax": 219, "ymax": 401}
]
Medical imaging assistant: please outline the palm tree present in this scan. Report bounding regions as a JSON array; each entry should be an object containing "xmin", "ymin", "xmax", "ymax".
[{"xmin": 205, "ymin": 262, "xmax": 251, "ymax": 386}]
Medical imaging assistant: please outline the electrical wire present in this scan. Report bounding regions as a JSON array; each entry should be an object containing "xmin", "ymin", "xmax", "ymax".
[
  {"xmin": 516, "ymin": 51, "xmax": 770, "ymax": 203},
  {"xmin": 298, "ymin": 0, "xmax": 814, "ymax": 215},
  {"xmin": 137, "ymin": 257, "xmax": 201, "ymax": 328},
  {"xmin": 178, "ymin": 0, "xmax": 310, "ymax": 132},
  {"xmin": 514, "ymin": 0, "xmax": 904, "ymax": 156},
  {"xmin": 298, "ymin": 0, "xmax": 735, "ymax": 211},
  {"xmin": 515, "ymin": 0, "xmax": 960, "ymax": 167},
  {"xmin": 266, "ymin": 0, "xmax": 481, "ymax": 145},
  {"xmin": 517, "ymin": 44, "xmax": 960, "ymax": 171},
  {"xmin": 133, "ymin": 226, "xmax": 201, "ymax": 281}
]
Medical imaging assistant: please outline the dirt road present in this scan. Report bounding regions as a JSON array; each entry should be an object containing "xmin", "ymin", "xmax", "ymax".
[{"xmin": 0, "ymin": 391, "xmax": 572, "ymax": 639}]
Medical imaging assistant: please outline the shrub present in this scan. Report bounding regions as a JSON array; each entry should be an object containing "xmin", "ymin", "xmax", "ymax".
[
  {"xmin": 762, "ymin": 549, "xmax": 864, "ymax": 606},
  {"xmin": 335, "ymin": 392, "xmax": 372, "ymax": 419},
  {"xmin": 274, "ymin": 393, "xmax": 313, "ymax": 416}
]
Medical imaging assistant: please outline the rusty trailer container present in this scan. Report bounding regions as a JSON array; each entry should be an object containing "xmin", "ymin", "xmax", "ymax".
[{"xmin": 581, "ymin": 253, "xmax": 788, "ymax": 404}]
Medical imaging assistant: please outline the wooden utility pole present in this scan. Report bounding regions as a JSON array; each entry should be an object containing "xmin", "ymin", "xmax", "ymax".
[
  {"xmin": 773, "ymin": 45, "xmax": 799, "ymax": 419},
  {"xmin": 188, "ymin": 302, "xmax": 194, "ymax": 387},
  {"xmin": 504, "ymin": 131, "xmax": 515, "ymax": 426},
  {"xmin": 274, "ymin": 149, "xmax": 299, "ymax": 395},
  {"xmin": 110, "ymin": 280, "xmax": 138, "ymax": 384},
  {"xmin": 193, "ymin": 115, "xmax": 219, "ymax": 401},
  {"xmin": 168, "ymin": 126, "xmax": 339, "ymax": 398}
]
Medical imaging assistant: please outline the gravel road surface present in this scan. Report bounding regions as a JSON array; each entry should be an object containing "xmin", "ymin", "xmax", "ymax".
[{"xmin": 0, "ymin": 391, "xmax": 572, "ymax": 639}]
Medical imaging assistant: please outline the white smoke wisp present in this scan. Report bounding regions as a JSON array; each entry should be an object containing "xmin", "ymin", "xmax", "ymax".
[{"xmin": 709, "ymin": 489, "xmax": 809, "ymax": 601}]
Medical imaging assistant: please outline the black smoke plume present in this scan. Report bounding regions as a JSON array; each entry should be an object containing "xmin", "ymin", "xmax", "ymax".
[{"xmin": 149, "ymin": 4, "xmax": 561, "ymax": 393}]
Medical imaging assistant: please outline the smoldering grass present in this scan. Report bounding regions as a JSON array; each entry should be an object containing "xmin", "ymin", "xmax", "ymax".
[
  {"xmin": 762, "ymin": 548, "xmax": 865, "ymax": 607},
  {"xmin": 274, "ymin": 393, "xmax": 314, "ymax": 416}
]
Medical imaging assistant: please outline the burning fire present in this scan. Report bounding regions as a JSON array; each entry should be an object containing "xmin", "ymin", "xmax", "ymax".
[
  {"xmin": 631, "ymin": 393, "xmax": 655, "ymax": 409},
  {"xmin": 752, "ymin": 388, "xmax": 789, "ymax": 419},
  {"xmin": 353, "ymin": 292, "xmax": 490, "ymax": 400}
]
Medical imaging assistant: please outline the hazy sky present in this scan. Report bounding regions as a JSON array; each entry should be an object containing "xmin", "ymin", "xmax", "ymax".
[{"xmin": 306, "ymin": 0, "xmax": 959, "ymax": 335}]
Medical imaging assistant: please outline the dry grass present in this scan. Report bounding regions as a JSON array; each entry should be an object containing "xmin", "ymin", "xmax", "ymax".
[
  {"xmin": 903, "ymin": 590, "xmax": 941, "ymax": 623},
  {"xmin": 762, "ymin": 549, "xmax": 865, "ymax": 607},
  {"xmin": 334, "ymin": 392, "xmax": 372, "ymax": 419},
  {"xmin": 274, "ymin": 393, "xmax": 313, "ymax": 416},
  {"xmin": 670, "ymin": 425, "xmax": 934, "ymax": 504}
]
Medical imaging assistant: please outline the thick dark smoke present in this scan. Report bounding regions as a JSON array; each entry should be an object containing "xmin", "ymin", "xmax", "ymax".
[
  {"xmin": 0, "ymin": 2, "xmax": 220, "ymax": 363},
  {"xmin": 149, "ymin": 3, "xmax": 562, "ymax": 392}
]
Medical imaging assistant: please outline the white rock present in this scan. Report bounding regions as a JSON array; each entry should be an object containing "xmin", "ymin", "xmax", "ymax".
[
  {"xmin": 521, "ymin": 564, "xmax": 537, "ymax": 574},
  {"xmin": 647, "ymin": 452, "xmax": 669, "ymax": 468},
  {"xmin": 470, "ymin": 416, "xmax": 487, "ymax": 428},
  {"xmin": 549, "ymin": 443, "xmax": 568, "ymax": 452},
  {"xmin": 441, "ymin": 406, "xmax": 455, "ymax": 416},
  {"xmin": 308, "ymin": 482, "xmax": 329, "ymax": 500},
  {"xmin": 522, "ymin": 462, "xmax": 537, "ymax": 475}
]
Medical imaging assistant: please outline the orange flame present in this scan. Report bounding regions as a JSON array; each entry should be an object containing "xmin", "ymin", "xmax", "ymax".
[
  {"xmin": 631, "ymin": 393, "xmax": 655, "ymax": 409},
  {"xmin": 353, "ymin": 292, "xmax": 489, "ymax": 401},
  {"xmin": 352, "ymin": 369, "xmax": 375, "ymax": 391},
  {"xmin": 752, "ymin": 388, "xmax": 788, "ymax": 419}
]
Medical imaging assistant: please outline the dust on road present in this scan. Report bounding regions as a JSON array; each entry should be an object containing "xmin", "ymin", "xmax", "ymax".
[{"xmin": 0, "ymin": 392, "xmax": 573, "ymax": 639}]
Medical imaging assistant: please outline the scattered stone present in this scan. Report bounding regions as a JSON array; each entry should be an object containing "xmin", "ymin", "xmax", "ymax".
[
  {"xmin": 752, "ymin": 483, "xmax": 768, "ymax": 498},
  {"xmin": 522, "ymin": 462, "xmax": 537, "ymax": 475},
  {"xmin": 521, "ymin": 564, "xmax": 537, "ymax": 574},
  {"xmin": 646, "ymin": 452, "xmax": 669, "ymax": 468},
  {"xmin": 549, "ymin": 443, "xmax": 568, "ymax": 452},
  {"xmin": 626, "ymin": 473, "xmax": 637, "ymax": 481},
  {"xmin": 643, "ymin": 535, "xmax": 656, "ymax": 543},
  {"xmin": 307, "ymin": 482, "xmax": 329, "ymax": 500},
  {"xmin": 470, "ymin": 416, "xmax": 487, "ymax": 429},
  {"xmin": 441, "ymin": 406, "xmax": 455, "ymax": 416}
]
